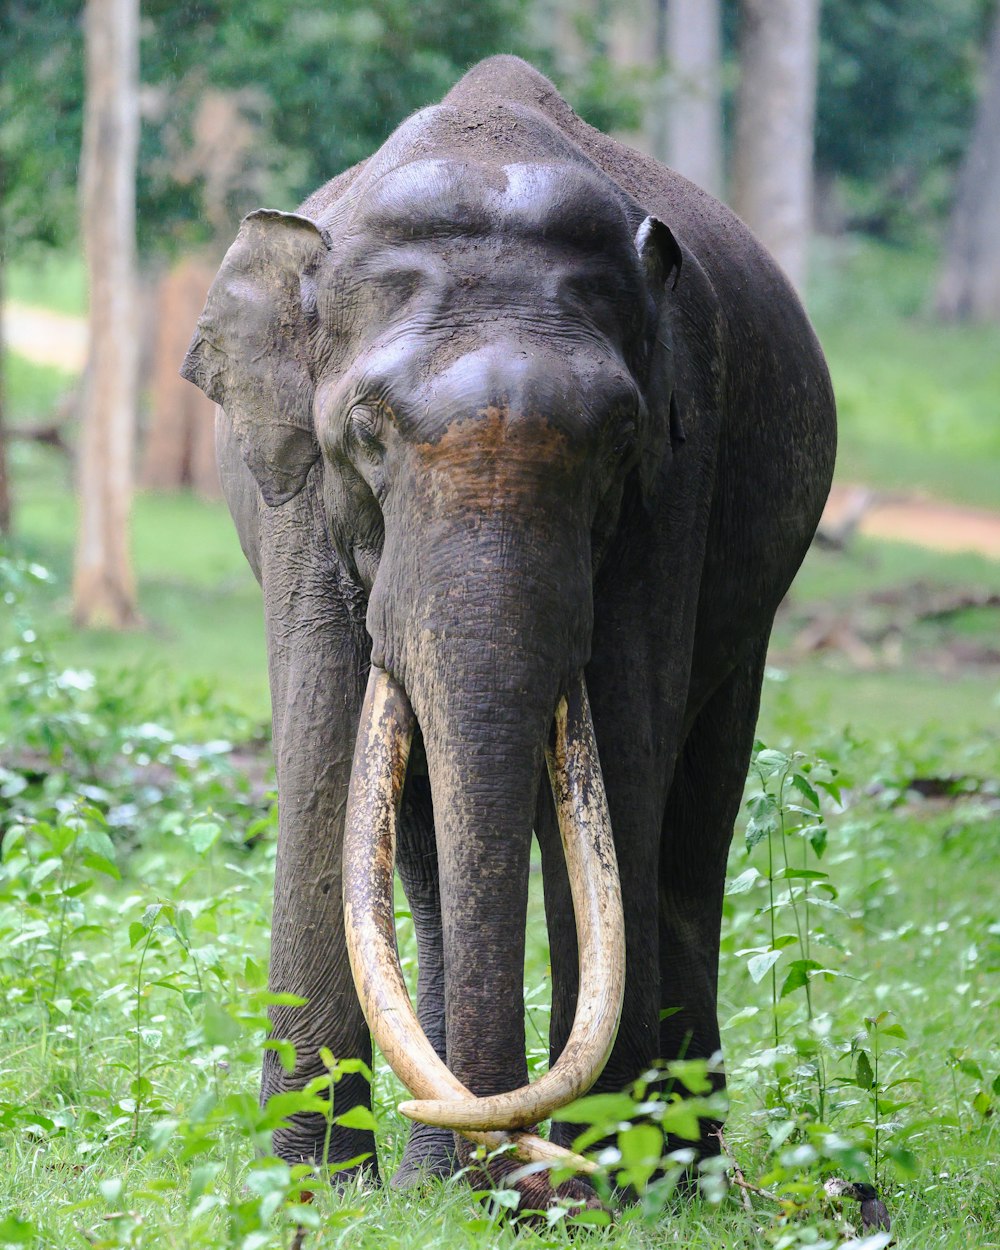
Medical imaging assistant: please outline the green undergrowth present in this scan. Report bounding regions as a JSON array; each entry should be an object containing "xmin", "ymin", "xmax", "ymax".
[{"xmin": 2, "ymin": 555, "xmax": 998, "ymax": 1250}]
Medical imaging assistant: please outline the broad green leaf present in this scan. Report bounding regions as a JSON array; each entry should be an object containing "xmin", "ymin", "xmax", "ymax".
[
  {"xmin": 779, "ymin": 959, "xmax": 823, "ymax": 998},
  {"xmin": 334, "ymin": 1105, "xmax": 378, "ymax": 1132},
  {"xmin": 745, "ymin": 794, "xmax": 778, "ymax": 852},
  {"xmin": 791, "ymin": 773, "xmax": 821, "ymax": 810},
  {"xmin": 333, "ymin": 1057, "xmax": 374, "ymax": 1081},
  {"xmin": 658, "ymin": 1098, "xmax": 702, "ymax": 1140},
  {"xmin": 263, "ymin": 1039, "xmax": 297, "ymax": 1073},
  {"xmin": 723, "ymin": 1006, "xmax": 759, "ymax": 1028},
  {"xmin": 141, "ymin": 903, "xmax": 164, "ymax": 929},
  {"xmin": 189, "ymin": 821, "xmax": 221, "ymax": 854},
  {"xmin": 856, "ymin": 1050, "xmax": 874, "ymax": 1090},
  {"xmin": 755, "ymin": 748, "xmax": 790, "ymax": 778},
  {"xmin": 0, "ymin": 1213, "xmax": 35, "ymax": 1244},
  {"xmin": 552, "ymin": 1092, "xmax": 636, "ymax": 1125},
  {"xmin": 617, "ymin": 1122, "xmax": 663, "ymax": 1189},
  {"xmin": 726, "ymin": 867, "xmax": 760, "ymax": 895},
  {"xmin": 747, "ymin": 950, "xmax": 781, "ymax": 983},
  {"xmin": 666, "ymin": 1059, "xmax": 713, "ymax": 1094}
]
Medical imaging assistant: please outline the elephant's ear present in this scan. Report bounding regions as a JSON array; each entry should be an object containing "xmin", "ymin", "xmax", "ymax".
[
  {"xmin": 181, "ymin": 209, "xmax": 329, "ymax": 506},
  {"xmin": 634, "ymin": 216, "xmax": 684, "ymax": 503}
]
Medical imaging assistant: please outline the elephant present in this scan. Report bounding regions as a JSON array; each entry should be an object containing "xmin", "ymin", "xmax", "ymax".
[{"xmin": 182, "ymin": 55, "xmax": 836, "ymax": 1210}]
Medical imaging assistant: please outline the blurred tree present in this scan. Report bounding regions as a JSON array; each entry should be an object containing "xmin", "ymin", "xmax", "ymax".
[
  {"xmin": 662, "ymin": 0, "xmax": 723, "ymax": 196},
  {"xmin": 137, "ymin": 0, "xmax": 532, "ymax": 255},
  {"xmin": 731, "ymin": 0, "xmax": 820, "ymax": 293},
  {"xmin": 812, "ymin": 0, "xmax": 986, "ymax": 235},
  {"xmin": 529, "ymin": 1, "xmax": 646, "ymax": 139},
  {"xmin": 73, "ymin": 0, "xmax": 140, "ymax": 628},
  {"xmin": 141, "ymin": 257, "xmax": 219, "ymax": 497},
  {"xmin": 934, "ymin": 1, "xmax": 1000, "ymax": 320}
]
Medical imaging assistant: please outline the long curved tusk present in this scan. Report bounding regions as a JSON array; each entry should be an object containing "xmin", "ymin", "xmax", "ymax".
[
  {"xmin": 342, "ymin": 665, "xmax": 597, "ymax": 1172},
  {"xmin": 397, "ymin": 672, "xmax": 626, "ymax": 1131}
]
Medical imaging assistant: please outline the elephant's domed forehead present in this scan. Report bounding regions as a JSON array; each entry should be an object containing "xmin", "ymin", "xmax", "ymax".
[{"xmin": 352, "ymin": 159, "xmax": 633, "ymax": 253}]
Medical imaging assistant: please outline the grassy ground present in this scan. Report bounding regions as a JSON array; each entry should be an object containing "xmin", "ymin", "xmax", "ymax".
[
  {"xmin": 2, "ymin": 238, "xmax": 999, "ymax": 1247},
  {"xmin": 809, "ymin": 238, "xmax": 1000, "ymax": 510},
  {"xmin": 1, "ymin": 557, "xmax": 997, "ymax": 1250}
]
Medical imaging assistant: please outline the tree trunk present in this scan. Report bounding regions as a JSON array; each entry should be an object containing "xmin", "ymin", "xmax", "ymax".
[
  {"xmin": 141, "ymin": 257, "xmax": 220, "ymax": 498},
  {"xmin": 731, "ymin": 0, "xmax": 820, "ymax": 295},
  {"xmin": 662, "ymin": 0, "xmax": 723, "ymax": 196},
  {"xmin": 73, "ymin": 0, "xmax": 139, "ymax": 627},
  {"xmin": 0, "ymin": 253, "xmax": 11, "ymax": 536},
  {"xmin": 934, "ymin": 4, "xmax": 1000, "ymax": 322}
]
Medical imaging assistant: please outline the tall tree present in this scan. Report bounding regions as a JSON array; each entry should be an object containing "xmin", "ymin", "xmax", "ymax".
[
  {"xmin": 73, "ymin": 0, "xmax": 139, "ymax": 627},
  {"xmin": 662, "ymin": 0, "xmax": 723, "ymax": 196},
  {"xmin": 731, "ymin": 0, "xmax": 821, "ymax": 294},
  {"xmin": 934, "ymin": 2, "xmax": 1000, "ymax": 321}
]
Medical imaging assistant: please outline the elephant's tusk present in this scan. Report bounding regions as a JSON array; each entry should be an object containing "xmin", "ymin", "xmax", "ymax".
[
  {"xmin": 342, "ymin": 665, "xmax": 599, "ymax": 1172},
  {"xmin": 397, "ymin": 673, "xmax": 626, "ymax": 1132}
]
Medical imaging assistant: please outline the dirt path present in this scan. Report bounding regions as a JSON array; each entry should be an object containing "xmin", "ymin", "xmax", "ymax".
[
  {"xmin": 4, "ymin": 300, "xmax": 1000, "ymax": 559},
  {"xmin": 3, "ymin": 300, "xmax": 88, "ymax": 372},
  {"xmin": 822, "ymin": 485, "xmax": 1000, "ymax": 561}
]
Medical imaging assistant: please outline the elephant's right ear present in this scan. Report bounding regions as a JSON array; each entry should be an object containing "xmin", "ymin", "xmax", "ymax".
[{"xmin": 181, "ymin": 209, "xmax": 330, "ymax": 506}]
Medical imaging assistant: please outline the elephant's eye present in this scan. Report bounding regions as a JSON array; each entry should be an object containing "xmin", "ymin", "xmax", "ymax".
[{"xmin": 346, "ymin": 404, "xmax": 385, "ymax": 462}]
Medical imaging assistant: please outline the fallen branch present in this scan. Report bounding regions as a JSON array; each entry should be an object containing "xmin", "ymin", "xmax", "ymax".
[{"xmin": 712, "ymin": 1128, "xmax": 782, "ymax": 1215}]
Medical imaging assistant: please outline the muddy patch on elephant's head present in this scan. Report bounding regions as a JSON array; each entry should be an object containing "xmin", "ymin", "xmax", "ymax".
[{"xmin": 413, "ymin": 407, "xmax": 576, "ymax": 514}]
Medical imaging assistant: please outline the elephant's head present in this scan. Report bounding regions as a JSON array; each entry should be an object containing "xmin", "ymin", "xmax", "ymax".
[{"xmin": 182, "ymin": 157, "xmax": 682, "ymax": 1153}]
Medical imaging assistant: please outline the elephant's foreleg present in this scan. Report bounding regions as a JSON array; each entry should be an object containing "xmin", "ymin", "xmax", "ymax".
[
  {"xmin": 390, "ymin": 770, "xmax": 458, "ymax": 1187},
  {"xmin": 257, "ymin": 490, "xmax": 375, "ymax": 1175},
  {"xmin": 657, "ymin": 634, "xmax": 771, "ymax": 1154}
]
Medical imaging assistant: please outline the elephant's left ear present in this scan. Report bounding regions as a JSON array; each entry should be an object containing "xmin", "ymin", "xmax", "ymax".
[
  {"xmin": 181, "ymin": 209, "xmax": 330, "ymax": 506},
  {"xmin": 634, "ymin": 216, "xmax": 685, "ymax": 503}
]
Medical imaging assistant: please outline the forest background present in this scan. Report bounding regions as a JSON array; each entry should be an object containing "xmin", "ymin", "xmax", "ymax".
[{"xmin": 1, "ymin": 3, "xmax": 998, "ymax": 1249}]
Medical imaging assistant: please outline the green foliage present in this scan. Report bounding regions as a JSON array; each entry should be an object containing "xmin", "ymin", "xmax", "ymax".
[
  {"xmin": 0, "ymin": 1, "xmax": 82, "ymax": 252},
  {"xmin": 0, "ymin": 544, "xmax": 999, "ymax": 1245},
  {"xmin": 137, "ymin": 0, "xmax": 530, "ymax": 254},
  {"xmin": 814, "ymin": 0, "xmax": 990, "ymax": 235}
]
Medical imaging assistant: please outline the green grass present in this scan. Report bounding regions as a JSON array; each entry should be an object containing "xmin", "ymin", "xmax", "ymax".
[
  {"xmin": 810, "ymin": 237, "xmax": 1000, "ymax": 509},
  {"xmin": 6, "ymin": 247, "xmax": 87, "ymax": 315},
  {"xmin": 4, "ymin": 352, "xmax": 76, "ymax": 424},
  {"xmin": 1, "ymin": 583, "xmax": 997, "ymax": 1248}
]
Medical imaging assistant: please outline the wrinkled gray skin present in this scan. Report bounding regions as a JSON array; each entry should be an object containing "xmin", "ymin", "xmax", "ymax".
[{"xmin": 183, "ymin": 57, "xmax": 835, "ymax": 1205}]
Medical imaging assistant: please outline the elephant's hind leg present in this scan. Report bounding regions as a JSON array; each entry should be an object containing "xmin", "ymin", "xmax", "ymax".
[
  {"xmin": 657, "ymin": 633, "xmax": 771, "ymax": 1153},
  {"xmin": 391, "ymin": 770, "xmax": 459, "ymax": 1188}
]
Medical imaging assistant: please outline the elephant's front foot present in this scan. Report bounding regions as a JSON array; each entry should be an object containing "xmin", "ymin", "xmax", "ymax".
[
  {"xmin": 272, "ymin": 1118, "xmax": 379, "ymax": 1188},
  {"xmin": 390, "ymin": 1122, "xmax": 458, "ymax": 1190},
  {"xmin": 459, "ymin": 1141, "xmax": 606, "ymax": 1223}
]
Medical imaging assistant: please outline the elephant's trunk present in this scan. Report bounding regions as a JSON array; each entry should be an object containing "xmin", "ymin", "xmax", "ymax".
[{"xmin": 342, "ymin": 665, "xmax": 624, "ymax": 1158}]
